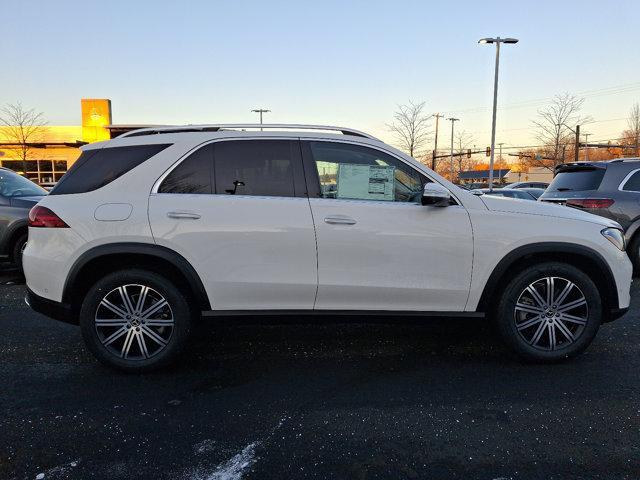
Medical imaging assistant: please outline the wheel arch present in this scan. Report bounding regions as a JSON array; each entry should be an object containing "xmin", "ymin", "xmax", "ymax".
[
  {"xmin": 476, "ymin": 242, "xmax": 619, "ymax": 318},
  {"xmin": 3, "ymin": 220, "xmax": 28, "ymax": 260},
  {"xmin": 63, "ymin": 243, "xmax": 211, "ymax": 317}
]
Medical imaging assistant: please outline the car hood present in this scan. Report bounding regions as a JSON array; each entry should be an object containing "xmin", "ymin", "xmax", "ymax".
[
  {"xmin": 9, "ymin": 195, "xmax": 45, "ymax": 208},
  {"xmin": 479, "ymin": 194, "xmax": 621, "ymax": 228}
]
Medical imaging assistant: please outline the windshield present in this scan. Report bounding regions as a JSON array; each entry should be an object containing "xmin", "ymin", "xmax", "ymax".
[
  {"xmin": 547, "ymin": 168, "xmax": 605, "ymax": 192},
  {"xmin": 0, "ymin": 170, "xmax": 47, "ymax": 197}
]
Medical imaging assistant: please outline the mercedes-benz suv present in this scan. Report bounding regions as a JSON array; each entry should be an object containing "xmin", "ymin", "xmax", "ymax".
[{"xmin": 23, "ymin": 124, "xmax": 632, "ymax": 372}]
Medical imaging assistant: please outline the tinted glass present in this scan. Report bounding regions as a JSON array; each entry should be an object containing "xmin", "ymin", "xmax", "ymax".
[
  {"xmin": 159, "ymin": 144, "xmax": 213, "ymax": 194},
  {"xmin": 50, "ymin": 144, "xmax": 171, "ymax": 195},
  {"xmin": 309, "ymin": 142, "xmax": 424, "ymax": 202},
  {"xmin": 0, "ymin": 169, "xmax": 46, "ymax": 197},
  {"xmin": 524, "ymin": 188, "xmax": 545, "ymax": 199},
  {"xmin": 214, "ymin": 140, "xmax": 296, "ymax": 197},
  {"xmin": 622, "ymin": 171, "xmax": 640, "ymax": 192},
  {"xmin": 547, "ymin": 169, "xmax": 605, "ymax": 192}
]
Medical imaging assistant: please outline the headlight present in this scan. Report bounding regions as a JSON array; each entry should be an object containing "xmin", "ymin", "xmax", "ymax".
[{"xmin": 601, "ymin": 228, "xmax": 625, "ymax": 251}]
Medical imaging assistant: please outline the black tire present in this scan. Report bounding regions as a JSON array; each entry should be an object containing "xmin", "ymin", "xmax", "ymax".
[
  {"xmin": 79, "ymin": 269, "xmax": 194, "ymax": 373},
  {"xmin": 627, "ymin": 234, "xmax": 640, "ymax": 277},
  {"xmin": 11, "ymin": 233, "xmax": 27, "ymax": 272},
  {"xmin": 494, "ymin": 262, "xmax": 602, "ymax": 363}
]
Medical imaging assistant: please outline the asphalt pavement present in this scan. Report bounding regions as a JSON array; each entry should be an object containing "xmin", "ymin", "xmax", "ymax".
[{"xmin": 1, "ymin": 265, "xmax": 639, "ymax": 480}]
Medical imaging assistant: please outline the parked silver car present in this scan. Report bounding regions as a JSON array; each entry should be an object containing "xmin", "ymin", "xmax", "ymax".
[{"xmin": 0, "ymin": 168, "xmax": 46, "ymax": 271}]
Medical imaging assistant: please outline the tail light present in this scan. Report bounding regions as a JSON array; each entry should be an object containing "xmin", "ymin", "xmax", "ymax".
[
  {"xmin": 28, "ymin": 206, "xmax": 69, "ymax": 228},
  {"xmin": 566, "ymin": 198, "xmax": 615, "ymax": 209}
]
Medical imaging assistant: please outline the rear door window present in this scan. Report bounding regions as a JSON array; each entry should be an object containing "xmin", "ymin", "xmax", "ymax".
[
  {"xmin": 51, "ymin": 144, "xmax": 171, "ymax": 195},
  {"xmin": 158, "ymin": 144, "xmax": 213, "ymax": 194},
  {"xmin": 213, "ymin": 140, "xmax": 300, "ymax": 197},
  {"xmin": 547, "ymin": 168, "xmax": 605, "ymax": 192}
]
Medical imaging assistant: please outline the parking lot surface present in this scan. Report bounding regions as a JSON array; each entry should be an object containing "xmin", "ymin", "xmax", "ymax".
[{"xmin": 1, "ymin": 266, "xmax": 639, "ymax": 480}]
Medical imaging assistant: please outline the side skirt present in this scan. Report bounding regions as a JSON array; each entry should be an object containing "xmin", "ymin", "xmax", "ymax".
[{"xmin": 201, "ymin": 309, "xmax": 485, "ymax": 321}]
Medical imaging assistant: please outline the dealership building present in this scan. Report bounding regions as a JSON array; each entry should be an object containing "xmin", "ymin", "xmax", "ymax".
[{"xmin": 0, "ymin": 99, "xmax": 143, "ymax": 185}]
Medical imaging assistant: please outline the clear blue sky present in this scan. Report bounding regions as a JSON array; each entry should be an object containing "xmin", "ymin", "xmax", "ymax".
[{"xmin": 1, "ymin": 0, "xmax": 639, "ymax": 150}]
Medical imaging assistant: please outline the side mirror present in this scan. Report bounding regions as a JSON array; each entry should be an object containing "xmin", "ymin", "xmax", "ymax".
[{"xmin": 421, "ymin": 183, "xmax": 451, "ymax": 207}]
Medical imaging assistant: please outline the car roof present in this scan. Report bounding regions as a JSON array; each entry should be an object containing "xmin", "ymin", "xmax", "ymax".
[{"xmin": 80, "ymin": 124, "xmax": 391, "ymax": 154}]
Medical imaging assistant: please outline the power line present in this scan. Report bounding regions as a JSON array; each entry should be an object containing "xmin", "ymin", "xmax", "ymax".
[{"xmin": 442, "ymin": 82, "xmax": 640, "ymax": 116}]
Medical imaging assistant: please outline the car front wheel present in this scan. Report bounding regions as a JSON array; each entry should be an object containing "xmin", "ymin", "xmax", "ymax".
[
  {"xmin": 79, "ymin": 269, "xmax": 194, "ymax": 372},
  {"xmin": 495, "ymin": 262, "xmax": 602, "ymax": 362}
]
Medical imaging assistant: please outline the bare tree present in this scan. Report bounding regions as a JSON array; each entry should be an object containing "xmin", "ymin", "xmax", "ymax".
[
  {"xmin": 0, "ymin": 102, "xmax": 48, "ymax": 176},
  {"xmin": 531, "ymin": 93, "xmax": 590, "ymax": 171},
  {"xmin": 626, "ymin": 102, "xmax": 640, "ymax": 157},
  {"xmin": 387, "ymin": 101, "xmax": 431, "ymax": 158},
  {"xmin": 454, "ymin": 130, "xmax": 475, "ymax": 176}
]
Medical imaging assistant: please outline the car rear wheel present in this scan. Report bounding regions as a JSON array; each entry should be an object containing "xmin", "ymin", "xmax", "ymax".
[
  {"xmin": 495, "ymin": 262, "xmax": 601, "ymax": 362},
  {"xmin": 79, "ymin": 269, "xmax": 194, "ymax": 372}
]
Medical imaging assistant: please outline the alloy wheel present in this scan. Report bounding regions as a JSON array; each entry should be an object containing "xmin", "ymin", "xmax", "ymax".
[
  {"xmin": 514, "ymin": 276, "xmax": 588, "ymax": 351},
  {"xmin": 94, "ymin": 284, "xmax": 174, "ymax": 360}
]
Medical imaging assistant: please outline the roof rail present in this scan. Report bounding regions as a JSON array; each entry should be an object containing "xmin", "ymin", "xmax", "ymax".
[{"xmin": 119, "ymin": 124, "xmax": 379, "ymax": 140}]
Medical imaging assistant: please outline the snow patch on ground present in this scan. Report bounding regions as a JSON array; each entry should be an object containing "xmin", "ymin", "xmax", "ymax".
[
  {"xmin": 192, "ymin": 442, "xmax": 259, "ymax": 480},
  {"xmin": 194, "ymin": 439, "xmax": 217, "ymax": 454},
  {"xmin": 188, "ymin": 417, "xmax": 289, "ymax": 480},
  {"xmin": 34, "ymin": 459, "xmax": 80, "ymax": 479}
]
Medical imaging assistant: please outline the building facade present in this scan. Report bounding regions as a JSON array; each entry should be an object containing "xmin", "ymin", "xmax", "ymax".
[{"xmin": 0, "ymin": 99, "xmax": 113, "ymax": 184}]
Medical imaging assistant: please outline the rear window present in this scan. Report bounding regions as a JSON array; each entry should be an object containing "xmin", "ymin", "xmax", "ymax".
[
  {"xmin": 50, "ymin": 144, "xmax": 171, "ymax": 195},
  {"xmin": 547, "ymin": 168, "xmax": 605, "ymax": 192}
]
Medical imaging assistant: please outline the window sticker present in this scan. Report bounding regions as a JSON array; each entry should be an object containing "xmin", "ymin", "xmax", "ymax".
[{"xmin": 336, "ymin": 164, "xmax": 395, "ymax": 201}]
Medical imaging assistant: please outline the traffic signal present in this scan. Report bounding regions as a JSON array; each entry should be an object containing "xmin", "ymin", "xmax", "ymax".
[
  {"xmin": 486, "ymin": 147, "xmax": 491, "ymax": 157},
  {"xmin": 467, "ymin": 149, "xmax": 472, "ymax": 158}
]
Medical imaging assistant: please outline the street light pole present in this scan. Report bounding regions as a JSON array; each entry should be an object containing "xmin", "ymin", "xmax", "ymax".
[
  {"xmin": 251, "ymin": 109, "xmax": 271, "ymax": 131},
  {"xmin": 447, "ymin": 117, "xmax": 459, "ymax": 182},
  {"xmin": 479, "ymin": 36, "xmax": 518, "ymax": 191}
]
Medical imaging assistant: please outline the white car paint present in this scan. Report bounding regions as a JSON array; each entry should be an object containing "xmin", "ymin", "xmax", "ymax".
[{"xmin": 23, "ymin": 127, "xmax": 632, "ymax": 316}]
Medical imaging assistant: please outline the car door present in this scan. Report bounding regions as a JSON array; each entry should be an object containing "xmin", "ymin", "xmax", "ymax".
[
  {"xmin": 302, "ymin": 140, "xmax": 473, "ymax": 312},
  {"xmin": 148, "ymin": 139, "xmax": 318, "ymax": 311}
]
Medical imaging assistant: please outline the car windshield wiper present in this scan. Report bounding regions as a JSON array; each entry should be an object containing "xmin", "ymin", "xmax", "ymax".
[{"xmin": 555, "ymin": 187, "xmax": 573, "ymax": 192}]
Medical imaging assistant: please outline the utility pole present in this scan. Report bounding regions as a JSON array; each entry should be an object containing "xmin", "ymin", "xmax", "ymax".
[
  {"xmin": 432, "ymin": 113, "xmax": 444, "ymax": 171},
  {"xmin": 574, "ymin": 124, "xmax": 580, "ymax": 162},
  {"xmin": 583, "ymin": 133, "xmax": 591, "ymax": 161},
  {"xmin": 447, "ymin": 117, "xmax": 459, "ymax": 183},
  {"xmin": 251, "ymin": 109, "xmax": 271, "ymax": 131},
  {"xmin": 498, "ymin": 142, "xmax": 505, "ymax": 162}
]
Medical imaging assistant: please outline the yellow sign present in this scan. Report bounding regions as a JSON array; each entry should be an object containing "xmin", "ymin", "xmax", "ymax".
[{"xmin": 81, "ymin": 99, "xmax": 112, "ymax": 143}]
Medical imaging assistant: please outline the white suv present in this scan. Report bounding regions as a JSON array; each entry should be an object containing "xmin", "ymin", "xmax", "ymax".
[{"xmin": 23, "ymin": 124, "xmax": 632, "ymax": 371}]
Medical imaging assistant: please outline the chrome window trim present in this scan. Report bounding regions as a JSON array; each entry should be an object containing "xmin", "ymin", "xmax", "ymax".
[
  {"xmin": 151, "ymin": 136, "xmax": 301, "ymax": 195},
  {"xmin": 151, "ymin": 136, "xmax": 459, "ymax": 205}
]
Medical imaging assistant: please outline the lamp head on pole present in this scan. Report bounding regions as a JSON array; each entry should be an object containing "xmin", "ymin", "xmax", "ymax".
[{"xmin": 478, "ymin": 37, "xmax": 519, "ymax": 45}]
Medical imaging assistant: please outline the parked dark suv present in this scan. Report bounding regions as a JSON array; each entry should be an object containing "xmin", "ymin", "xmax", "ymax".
[
  {"xmin": 0, "ymin": 168, "xmax": 47, "ymax": 270},
  {"xmin": 539, "ymin": 159, "xmax": 640, "ymax": 270}
]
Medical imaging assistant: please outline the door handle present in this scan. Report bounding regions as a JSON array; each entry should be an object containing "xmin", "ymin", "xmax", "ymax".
[
  {"xmin": 167, "ymin": 211, "xmax": 201, "ymax": 220},
  {"xmin": 324, "ymin": 216, "xmax": 357, "ymax": 225}
]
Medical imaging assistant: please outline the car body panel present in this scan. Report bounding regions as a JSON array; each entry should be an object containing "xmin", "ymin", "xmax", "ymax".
[
  {"xmin": 310, "ymin": 199, "xmax": 473, "ymax": 311},
  {"xmin": 148, "ymin": 193, "xmax": 318, "ymax": 310}
]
